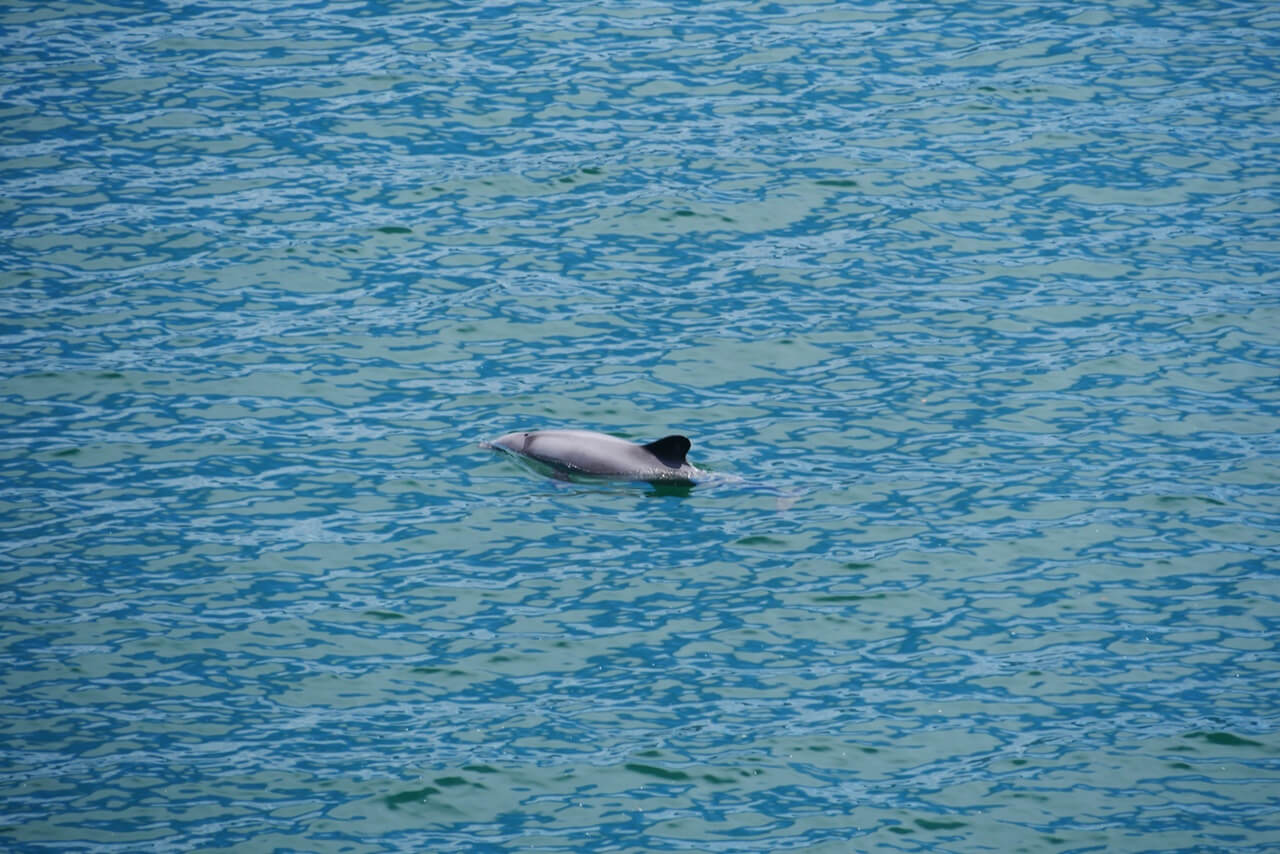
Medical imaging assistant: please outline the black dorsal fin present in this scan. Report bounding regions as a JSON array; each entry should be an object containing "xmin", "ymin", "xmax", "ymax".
[{"xmin": 643, "ymin": 435, "xmax": 691, "ymax": 468}]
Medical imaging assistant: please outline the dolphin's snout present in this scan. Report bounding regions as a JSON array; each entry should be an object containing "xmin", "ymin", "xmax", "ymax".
[{"xmin": 484, "ymin": 432, "xmax": 527, "ymax": 454}]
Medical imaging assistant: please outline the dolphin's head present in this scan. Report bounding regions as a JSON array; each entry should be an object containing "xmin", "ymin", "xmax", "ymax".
[{"xmin": 483, "ymin": 431, "xmax": 532, "ymax": 453}]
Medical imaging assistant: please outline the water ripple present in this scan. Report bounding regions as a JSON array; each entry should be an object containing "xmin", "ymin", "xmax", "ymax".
[{"xmin": 2, "ymin": 0, "xmax": 1279, "ymax": 851}]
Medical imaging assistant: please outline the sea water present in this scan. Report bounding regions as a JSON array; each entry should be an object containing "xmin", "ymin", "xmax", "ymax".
[{"xmin": 2, "ymin": 1, "xmax": 1278, "ymax": 851}]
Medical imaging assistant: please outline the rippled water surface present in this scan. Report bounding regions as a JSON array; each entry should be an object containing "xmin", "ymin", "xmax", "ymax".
[{"xmin": 3, "ymin": 1, "xmax": 1279, "ymax": 851}]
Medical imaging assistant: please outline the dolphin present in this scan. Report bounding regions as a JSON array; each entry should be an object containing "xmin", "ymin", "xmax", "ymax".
[{"xmin": 482, "ymin": 429, "xmax": 700, "ymax": 482}]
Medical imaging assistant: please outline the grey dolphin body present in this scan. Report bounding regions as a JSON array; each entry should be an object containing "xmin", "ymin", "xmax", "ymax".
[{"xmin": 483, "ymin": 429, "xmax": 699, "ymax": 482}]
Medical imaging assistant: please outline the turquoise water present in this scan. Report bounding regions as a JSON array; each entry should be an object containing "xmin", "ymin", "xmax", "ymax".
[{"xmin": 3, "ymin": 1, "xmax": 1279, "ymax": 850}]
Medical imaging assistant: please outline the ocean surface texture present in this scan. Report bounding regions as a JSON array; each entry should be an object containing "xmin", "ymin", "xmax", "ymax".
[{"xmin": 2, "ymin": 1, "xmax": 1278, "ymax": 851}]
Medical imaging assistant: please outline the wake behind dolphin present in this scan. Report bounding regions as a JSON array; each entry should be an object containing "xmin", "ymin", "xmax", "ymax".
[{"xmin": 481, "ymin": 429, "xmax": 702, "ymax": 483}]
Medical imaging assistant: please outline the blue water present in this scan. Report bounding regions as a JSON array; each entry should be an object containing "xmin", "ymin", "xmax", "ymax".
[{"xmin": 3, "ymin": 1, "xmax": 1279, "ymax": 851}]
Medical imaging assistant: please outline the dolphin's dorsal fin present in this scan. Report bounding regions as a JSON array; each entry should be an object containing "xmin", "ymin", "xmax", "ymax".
[{"xmin": 643, "ymin": 435, "xmax": 691, "ymax": 468}]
